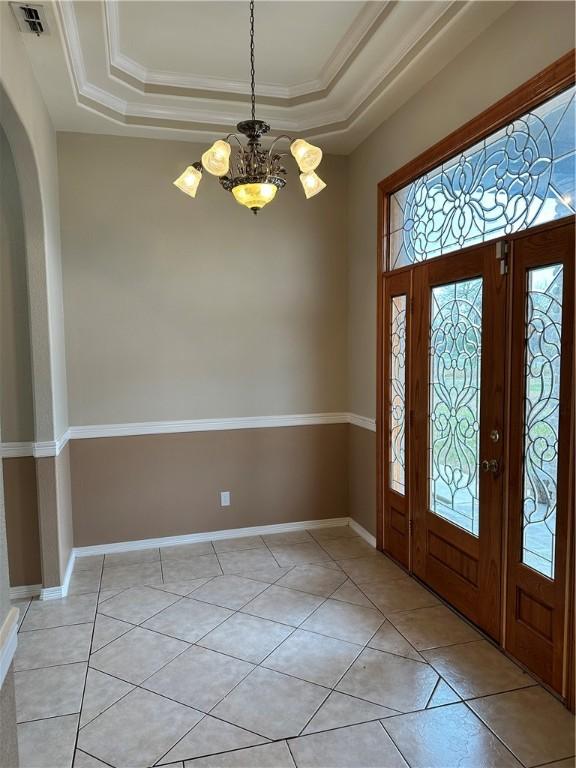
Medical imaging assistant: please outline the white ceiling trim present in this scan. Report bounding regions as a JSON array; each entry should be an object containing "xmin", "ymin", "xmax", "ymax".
[
  {"xmin": 55, "ymin": 0, "xmax": 471, "ymax": 138},
  {"xmin": 103, "ymin": 0, "xmax": 391, "ymax": 100}
]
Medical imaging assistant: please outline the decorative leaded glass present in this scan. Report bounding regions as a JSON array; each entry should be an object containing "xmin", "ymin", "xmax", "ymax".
[
  {"xmin": 390, "ymin": 86, "xmax": 576, "ymax": 268},
  {"xmin": 389, "ymin": 295, "xmax": 406, "ymax": 494},
  {"xmin": 521, "ymin": 264, "xmax": 563, "ymax": 579},
  {"xmin": 429, "ymin": 278, "xmax": 482, "ymax": 535}
]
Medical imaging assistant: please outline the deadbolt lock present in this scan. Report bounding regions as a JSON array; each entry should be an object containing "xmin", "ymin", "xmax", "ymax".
[{"xmin": 489, "ymin": 429, "xmax": 500, "ymax": 443}]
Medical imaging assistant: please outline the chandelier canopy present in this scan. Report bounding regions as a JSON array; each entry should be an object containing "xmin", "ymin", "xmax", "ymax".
[{"xmin": 173, "ymin": 0, "xmax": 326, "ymax": 214}]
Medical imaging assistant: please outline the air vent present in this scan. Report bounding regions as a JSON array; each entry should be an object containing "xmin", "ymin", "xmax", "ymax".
[{"xmin": 10, "ymin": 3, "xmax": 49, "ymax": 35}]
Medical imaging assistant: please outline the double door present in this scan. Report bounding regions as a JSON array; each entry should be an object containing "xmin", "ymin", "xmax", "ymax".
[{"xmin": 381, "ymin": 219, "xmax": 574, "ymax": 701}]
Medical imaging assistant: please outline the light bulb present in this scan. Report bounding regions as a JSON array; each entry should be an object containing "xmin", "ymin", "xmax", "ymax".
[
  {"xmin": 232, "ymin": 183, "xmax": 278, "ymax": 212},
  {"xmin": 299, "ymin": 171, "xmax": 326, "ymax": 199},
  {"xmin": 201, "ymin": 140, "xmax": 231, "ymax": 176},
  {"xmin": 173, "ymin": 165, "xmax": 202, "ymax": 198},
  {"xmin": 291, "ymin": 139, "xmax": 323, "ymax": 173}
]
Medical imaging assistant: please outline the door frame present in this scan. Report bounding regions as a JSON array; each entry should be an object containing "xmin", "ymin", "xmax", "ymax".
[{"xmin": 376, "ymin": 52, "xmax": 575, "ymax": 702}]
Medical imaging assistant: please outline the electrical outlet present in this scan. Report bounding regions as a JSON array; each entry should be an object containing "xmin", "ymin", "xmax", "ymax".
[{"xmin": 220, "ymin": 491, "xmax": 230, "ymax": 507}]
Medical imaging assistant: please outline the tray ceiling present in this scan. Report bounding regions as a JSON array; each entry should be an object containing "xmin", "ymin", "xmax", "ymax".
[{"xmin": 18, "ymin": 0, "xmax": 513, "ymax": 152}]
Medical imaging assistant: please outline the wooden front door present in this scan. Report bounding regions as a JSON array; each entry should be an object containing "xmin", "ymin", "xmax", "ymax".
[
  {"xmin": 505, "ymin": 220, "xmax": 574, "ymax": 695},
  {"xmin": 410, "ymin": 243, "xmax": 506, "ymax": 641}
]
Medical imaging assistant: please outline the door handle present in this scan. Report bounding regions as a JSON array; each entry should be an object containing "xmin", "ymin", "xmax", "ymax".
[{"xmin": 481, "ymin": 459, "xmax": 499, "ymax": 474}]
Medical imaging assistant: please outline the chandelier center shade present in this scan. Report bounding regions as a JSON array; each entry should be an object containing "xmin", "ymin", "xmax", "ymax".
[{"xmin": 173, "ymin": 0, "xmax": 326, "ymax": 213}]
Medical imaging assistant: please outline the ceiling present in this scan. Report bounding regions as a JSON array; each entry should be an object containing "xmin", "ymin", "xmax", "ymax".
[{"xmin": 17, "ymin": 0, "xmax": 513, "ymax": 153}]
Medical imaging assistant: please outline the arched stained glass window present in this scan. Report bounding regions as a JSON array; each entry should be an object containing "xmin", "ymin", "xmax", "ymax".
[{"xmin": 389, "ymin": 86, "xmax": 575, "ymax": 269}]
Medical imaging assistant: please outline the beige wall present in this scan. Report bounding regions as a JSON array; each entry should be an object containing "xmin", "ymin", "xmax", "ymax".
[
  {"xmin": 71, "ymin": 425, "xmax": 347, "ymax": 546},
  {"xmin": 1, "ymin": 126, "xmax": 34, "ymax": 443},
  {"xmin": 58, "ymin": 133, "xmax": 348, "ymax": 426},
  {"xmin": 348, "ymin": 425, "xmax": 376, "ymax": 536},
  {"xmin": 347, "ymin": 1, "xmax": 575, "ymax": 420},
  {"xmin": 3, "ymin": 458, "xmax": 41, "ymax": 587}
]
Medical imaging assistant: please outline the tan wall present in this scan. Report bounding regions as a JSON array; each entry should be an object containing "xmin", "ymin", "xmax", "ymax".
[
  {"xmin": 0, "ymin": 126, "xmax": 34, "ymax": 443},
  {"xmin": 347, "ymin": 1, "xmax": 575, "ymax": 420},
  {"xmin": 71, "ymin": 425, "xmax": 347, "ymax": 547},
  {"xmin": 348, "ymin": 425, "xmax": 376, "ymax": 537},
  {"xmin": 58, "ymin": 133, "xmax": 348, "ymax": 426},
  {"xmin": 3, "ymin": 458, "xmax": 41, "ymax": 587}
]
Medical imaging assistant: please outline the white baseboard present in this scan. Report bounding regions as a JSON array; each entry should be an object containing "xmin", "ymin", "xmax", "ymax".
[
  {"xmin": 75, "ymin": 517, "xmax": 351, "ymax": 558},
  {"xmin": 0, "ymin": 608, "xmax": 18, "ymax": 688},
  {"xmin": 9, "ymin": 584, "xmax": 42, "ymax": 600},
  {"xmin": 349, "ymin": 518, "xmax": 377, "ymax": 548},
  {"xmin": 39, "ymin": 550, "xmax": 75, "ymax": 601}
]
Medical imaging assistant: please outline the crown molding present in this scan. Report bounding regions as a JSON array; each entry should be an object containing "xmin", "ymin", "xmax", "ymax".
[{"xmin": 103, "ymin": 0, "xmax": 391, "ymax": 102}]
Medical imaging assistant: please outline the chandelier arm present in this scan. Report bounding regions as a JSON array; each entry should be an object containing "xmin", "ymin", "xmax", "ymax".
[{"xmin": 267, "ymin": 134, "xmax": 294, "ymax": 156}]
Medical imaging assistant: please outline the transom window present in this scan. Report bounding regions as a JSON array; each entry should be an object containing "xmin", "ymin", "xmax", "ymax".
[{"xmin": 389, "ymin": 85, "xmax": 575, "ymax": 269}]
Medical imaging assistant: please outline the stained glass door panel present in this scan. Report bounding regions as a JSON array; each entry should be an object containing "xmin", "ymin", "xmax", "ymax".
[
  {"xmin": 411, "ymin": 244, "xmax": 505, "ymax": 640},
  {"xmin": 506, "ymin": 221, "xmax": 574, "ymax": 695}
]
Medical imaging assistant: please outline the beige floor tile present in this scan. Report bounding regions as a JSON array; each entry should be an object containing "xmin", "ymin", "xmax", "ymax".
[
  {"xmin": 275, "ymin": 564, "xmax": 347, "ymax": 597},
  {"xmin": 268, "ymin": 542, "xmax": 333, "ymax": 567},
  {"xmin": 15, "ymin": 623, "xmax": 93, "ymax": 671},
  {"xmin": 189, "ymin": 575, "xmax": 268, "ymax": 610},
  {"xmin": 388, "ymin": 604, "xmax": 481, "ymax": 650},
  {"xmin": 318, "ymin": 537, "xmax": 378, "ymax": 560},
  {"xmin": 423, "ymin": 640, "xmax": 534, "ymax": 699},
  {"xmin": 426, "ymin": 678, "xmax": 461, "ymax": 707},
  {"xmin": 360, "ymin": 577, "xmax": 440, "ymax": 614},
  {"xmin": 262, "ymin": 530, "xmax": 313, "ymax": 546},
  {"xmin": 337, "ymin": 556, "xmax": 407, "ymax": 584},
  {"xmin": 144, "ymin": 645, "xmax": 254, "ymax": 712},
  {"xmin": 20, "ymin": 593, "xmax": 97, "ymax": 631},
  {"xmin": 213, "ymin": 536, "xmax": 265, "ymax": 552},
  {"xmin": 18, "ymin": 714, "xmax": 78, "ymax": 768},
  {"xmin": 289, "ymin": 721, "xmax": 408, "ymax": 768},
  {"xmin": 68, "ymin": 570, "xmax": 102, "ymax": 596},
  {"xmin": 303, "ymin": 690, "xmax": 396, "ymax": 734},
  {"xmin": 241, "ymin": 585, "xmax": 324, "ymax": 627},
  {"xmin": 162, "ymin": 557, "xmax": 223, "ymax": 582},
  {"xmin": 469, "ymin": 686, "xmax": 576, "ymax": 767},
  {"xmin": 91, "ymin": 613, "xmax": 132, "ymax": 652},
  {"xmin": 198, "ymin": 613, "xmax": 293, "ymax": 663},
  {"xmin": 218, "ymin": 548, "xmax": 279, "ymax": 574},
  {"xmin": 160, "ymin": 542, "xmax": 215, "ymax": 560},
  {"xmin": 330, "ymin": 579, "xmax": 375, "ymax": 608},
  {"xmin": 78, "ymin": 687, "xmax": 201, "ymax": 767},
  {"xmin": 97, "ymin": 587, "xmax": 125, "ymax": 604},
  {"xmin": 98, "ymin": 585, "xmax": 181, "ymax": 624},
  {"xmin": 153, "ymin": 577, "xmax": 214, "ymax": 597},
  {"xmin": 383, "ymin": 702, "xmax": 523, "ymax": 767},
  {"xmin": 337, "ymin": 647, "xmax": 438, "ymax": 712},
  {"xmin": 11, "ymin": 598, "xmax": 32, "ymax": 629},
  {"xmin": 74, "ymin": 555, "xmax": 104, "ymax": 572},
  {"xmin": 212, "ymin": 667, "xmax": 329, "ymax": 740},
  {"xmin": 80, "ymin": 668, "xmax": 134, "ymax": 727},
  {"xmin": 100, "ymin": 561, "xmax": 163, "ymax": 589},
  {"xmin": 308, "ymin": 526, "xmax": 359, "ymax": 541},
  {"xmin": 184, "ymin": 740, "xmax": 295, "ymax": 767},
  {"xmin": 143, "ymin": 598, "xmax": 232, "ymax": 643},
  {"xmin": 300, "ymin": 598, "xmax": 384, "ymax": 645},
  {"xmin": 74, "ymin": 750, "xmax": 110, "ymax": 768},
  {"xmin": 89, "ymin": 626, "xmax": 188, "ymax": 684},
  {"xmin": 161, "ymin": 715, "xmax": 267, "ymax": 763},
  {"xmin": 539, "ymin": 760, "xmax": 576, "ymax": 768},
  {"xmin": 263, "ymin": 629, "xmax": 361, "ymax": 687},
  {"xmin": 15, "ymin": 662, "xmax": 86, "ymax": 722},
  {"xmin": 368, "ymin": 620, "xmax": 425, "ymax": 661},
  {"xmin": 226, "ymin": 564, "xmax": 293, "ymax": 584},
  {"xmin": 104, "ymin": 548, "xmax": 160, "ymax": 567}
]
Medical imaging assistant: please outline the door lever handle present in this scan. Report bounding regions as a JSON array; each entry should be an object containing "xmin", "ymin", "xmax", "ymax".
[{"xmin": 481, "ymin": 459, "xmax": 499, "ymax": 474}]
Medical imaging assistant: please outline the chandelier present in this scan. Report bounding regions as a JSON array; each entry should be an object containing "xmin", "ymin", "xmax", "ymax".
[{"xmin": 173, "ymin": 0, "xmax": 326, "ymax": 214}]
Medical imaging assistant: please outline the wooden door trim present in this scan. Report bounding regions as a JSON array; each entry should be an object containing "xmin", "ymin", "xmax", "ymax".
[{"xmin": 376, "ymin": 51, "xmax": 575, "ymax": 550}]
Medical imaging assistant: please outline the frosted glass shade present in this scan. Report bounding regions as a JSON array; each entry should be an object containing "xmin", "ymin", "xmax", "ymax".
[
  {"xmin": 300, "ymin": 171, "xmax": 326, "ymax": 199},
  {"xmin": 291, "ymin": 139, "xmax": 323, "ymax": 172},
  {"xmin": 232, "ymin": 183, "xmax": 278, "ymax": 210},
  {"xmin": 201, "ymin": 140, "xmax": 231, "ymax": 176},
  {"xmin": 173, "ymin": 165, "xmax": 202, "ymax": 197}
]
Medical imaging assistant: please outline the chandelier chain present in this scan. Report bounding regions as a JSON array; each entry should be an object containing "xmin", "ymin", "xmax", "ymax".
[{"xmin": 250, "ymin": 0, "xmax": 255, "ymax": 122}]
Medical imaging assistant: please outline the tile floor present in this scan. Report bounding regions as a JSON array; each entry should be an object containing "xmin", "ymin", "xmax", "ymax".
[{"xmin": 11, "ymin": 525, "xmax": 575, "ymax": 768}]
